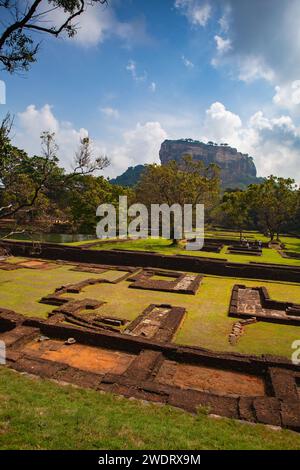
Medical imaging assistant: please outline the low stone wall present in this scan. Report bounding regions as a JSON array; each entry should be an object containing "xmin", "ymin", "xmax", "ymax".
[
  {"xmin": 185, "ymin": 239, "xmax": 224, "ymax": 253},
  {"xmin": 229, "ymin": 285, "xmax": 300, "ymax": 326},
  {"xmin": 228, "ymin": 244, "xmax": 262, "ymax": 256},
  {"xmin": 199, "ymin": 243, "xmax": 223, "ymax": 253},
  {"xmin": 205, "ymin": 237, "xmax": 268, "ymax": 248},
  {"xmin": 1, "ymin": 310, "xmax": 299, "ymax": 431},
  {"xmin": 228, "ymin": 249, "xmax": 262, "ymax": 256},
  {"xmin": 280, "ymin": 251, "xmax": 300, "ymax": 260},
  {"xmin": 125, "ymin": 304, "xmax": 186, "ymax": 342},
  {"xmin": 3, "ymin": 240, "xmax": 300, "ymax": 283},
  {"xmin": 128, "ymin": 269, "xmax": 202, "ymax": 294}
]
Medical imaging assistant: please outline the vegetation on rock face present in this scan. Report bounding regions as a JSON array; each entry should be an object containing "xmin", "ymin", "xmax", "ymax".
[
  {"xmin": 159, "ymin": 139, "xmax": 262, "ymax": 189},
  {"xmin": 110, "ymin": 165, "xmax": 147, "ymax": 188}
]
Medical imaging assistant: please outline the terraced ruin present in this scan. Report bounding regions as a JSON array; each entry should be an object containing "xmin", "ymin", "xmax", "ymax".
[{"xmin": 0, "ymin": 240, "xmax": 300, "ymax": 433}]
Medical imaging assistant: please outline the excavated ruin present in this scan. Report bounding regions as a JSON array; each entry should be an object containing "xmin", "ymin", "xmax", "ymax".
[
  {"xmin": 229, "ymin": 285, "xmax": 300, "ymax": 326},
  {"xmin": 0, "ymin": 245, "xmax": 300, "ymax": 432},
  {"xmin": 0, "ymin": 308, "xmax": 299, "ymax": 431}
]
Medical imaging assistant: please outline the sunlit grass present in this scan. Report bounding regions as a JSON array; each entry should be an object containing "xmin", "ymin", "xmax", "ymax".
[
  {"xmin": 1, "ymin": 260, "xmax": 300, "ymax": 358},
  {"xmin": 0, "ymin": 368, "xmax": 299, "ymax": 450},
  {"xmin": 84, "ymin": 235, "xmax": 300, "ymax": 266}
]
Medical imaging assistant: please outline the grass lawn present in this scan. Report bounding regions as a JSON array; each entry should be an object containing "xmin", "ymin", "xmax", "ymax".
[
  {"xmin": 8, "ymin": 229, "xmax": 300, "ymax": 264},
  {"xmin": 73, "ymin": 274, "xmax": 300, "ymax": 358},
  {"xmin": 185, "ymin": 246, "xmax": 300, "ymax": 265},
  {"xmin": 0, "ymin": 263, "xmax": 129, "ymax": 318},
  {"xmin": 81, "ymin": 235, "xmax": 300, "ymax": 266},
  {"xmin": 1, "ymin": 259, "xmax": 300, "ymax": 358},
  {"xmin": 0, "ymin": 367, "xmax": 299, "ymax": 450}
]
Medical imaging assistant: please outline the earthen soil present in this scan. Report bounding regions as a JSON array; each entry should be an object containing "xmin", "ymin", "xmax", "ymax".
[
  {"xmin": 155, "ymin": 360, "xmax": 266, "ymax": 397},
  {"xmin": 24, "ymin": 340, "xmax": 136, "ymax": 375}
]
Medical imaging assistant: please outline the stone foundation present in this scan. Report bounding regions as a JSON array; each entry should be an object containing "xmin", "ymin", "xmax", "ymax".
[
  {"xmin": 128, "ymin": 269, "xmax": 202, "ymax": 294},
  {"xmin": 229, "ymin": 285, "xmax": 300, "ymax": 325},
  {"xmin": 3, "ymin": 240, "xmax": 300, "ymax": 283},
  {"xmin": 1, "ymin": 310, "xmax": 299, "ymax": 432}
]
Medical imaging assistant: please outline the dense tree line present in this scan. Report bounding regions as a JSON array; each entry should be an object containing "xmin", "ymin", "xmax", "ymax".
[
  {"xmin": 0, "ymin": 116, "xmax": 299, "ymax": 241},
  {"xmin": 218, "ymin": 178, "xmax": 300, "ymax": 241},
  {"xmin": 0, "ymin": 115, "xmax": 127, "ymax": 237}
]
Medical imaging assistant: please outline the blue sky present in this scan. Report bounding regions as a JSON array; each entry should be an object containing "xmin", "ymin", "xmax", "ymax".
[{"xmin": 1, "ymin": 0, "xmax": 300, "ymax": 181}]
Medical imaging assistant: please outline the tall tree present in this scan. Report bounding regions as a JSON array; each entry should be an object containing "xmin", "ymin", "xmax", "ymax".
[
  {"xmin": 0, "ymin": 116, "xmax": 109, "ymax": 234},
  {"xmin": 135, "ymin": 156, "xmax": 220, "ymax": 244},
  {"xmin": 0, "ymin": 0, "xmax": 107, "ymax": 72},
  {"xmin": 247, "ymin": 176, "xmax": 298, "ymax": 242},
  {"xmin": 65, "ymin": 175, "xmax": 131, "ymax": 233},
  {"xmin": 219, "ymin": 190, "xmax": 250, "ymax": 242}
]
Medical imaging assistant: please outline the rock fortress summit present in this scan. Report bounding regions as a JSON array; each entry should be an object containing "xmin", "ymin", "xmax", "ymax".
[
  {"xmin": 159, "ymin": 139, "xmax": 262, "ymax": 189},
  {"xmin": 111, "ymin": 139, "xmax": 263, "ymax": 189}
]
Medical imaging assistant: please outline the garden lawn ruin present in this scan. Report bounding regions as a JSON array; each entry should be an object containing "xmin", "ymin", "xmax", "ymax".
[
  {"xmin": 185, "ymin": 240, "xmax": 224, "ymax": 253},
  {"xmin": 0, "ymin": 308, "xmax": 300, "ymax": 431},
  {"xmin": 1, "ymin": 247, "xmax": 300, "ymax": 357},
  {"xmin": 124, "ymin": 304, "xmax": 186, "ymax": 341},
  {"xmin": 228, "ymin": 246, "xmax": 262, "ymax": 257},
  {"xmin": 230, "ymin": 285, "xmax": 300, "ymax": 325},
  {"xmin": 0, "ymin": 241, "xmax": 300, "ymax": 433},
  {"xmin": 0, "ymin": 259, "xmax": 58, "ymax": 270},
  {"xmin": 128, "ymin": 269, "xmax": 202, "ymax": 294}
]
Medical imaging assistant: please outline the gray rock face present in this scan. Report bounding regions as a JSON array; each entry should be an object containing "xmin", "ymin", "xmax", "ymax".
[{"xmin": 159, "ymin": 139, "xmax": 261, "ymax": 188}]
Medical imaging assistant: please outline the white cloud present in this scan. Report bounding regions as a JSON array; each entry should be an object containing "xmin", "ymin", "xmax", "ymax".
[
  {"xmin": 210, "ymin": 0, "xmax": 300, "ymax": 87},
  {"xmin": 211, "ymin": 54, "xmax": 275, "ymax": 83},
  {"xmin": 203, "ymin": 102, "xmax": 242, "ymax": 143},
  {"xmin": 145, "ymin": 110, "xmax": 201, "ymax": 138},
  {"xmin": 273, "ymin": 81, "xmax": 300, "ymax": 110},
  {"xmin": 0, "ymin": 80, "xmax": 6, "ymax": 104},
  {"xmin": 175, "ymin": 1, "xmax": 211, "ymax": 26},
  {"xmin": 249, "ymin": 112, "xmax": 297, "ymax": 134},
  {"xmin": 106, "ymin": 121, "xmax": 168, "ymax": 176},
  {"xmin": 100, "ymin": 107, "xmax": 120, "ymax": 119},
  {"xmin": 248, "ymin": 111, "xmax": 272, "ymax": 132},
  {"xmin": 182, "ymin": 55, "xmax": 194, "ymax": 68},
  {"xmin": 247, "ymin": 111, "xmax": 300, "ymax": 177},
  {"xmin": 149, "ymin": 82, "xmax": 156, "ymax": 92},
  {"xmin": 45, "ymin": 3, "xmax": 149, "ymax": 47},
  {"xmin": 17, "ymin": 104, "xmax": 58, "ymax": 135},
  {"xmin": 14, "ymin": 104, "xmax": 168, "ymax": 178},
  {"xmin": 15, "ymin": 105, "xmax": 89, "ymax": 170},
  {"xmin": 201, "ymin": 101, "xmax": 300, "ymax": 182},
  {"xmin": 126, "ymin": 60, "xmax": 147, "ymax": 82},
  {"xmin": 14, "ymin": 101, "xmax": 300, "ymax": 183},
  {"xmin": 237, "ymin": 56, "xmax": 275, "ymax": 83},
  {"xmin": 126, "ymin": 60, "xmax": 157, "ymax": 94},
  {"xmin": 71, "ymin": 5, "xmax": 108, "ymax": 46},
  {"xmin": 218, "ymin": 5, "xmax": 231, "ymax": 33},
  {"xmin": 214, "ymin": 35, "xmax": 231, "ymax": 54}
]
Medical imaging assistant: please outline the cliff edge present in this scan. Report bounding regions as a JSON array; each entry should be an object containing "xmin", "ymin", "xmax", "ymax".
[{"xmin": 159, "ymin": 139, "xmax": 261, "ymax": 188}]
